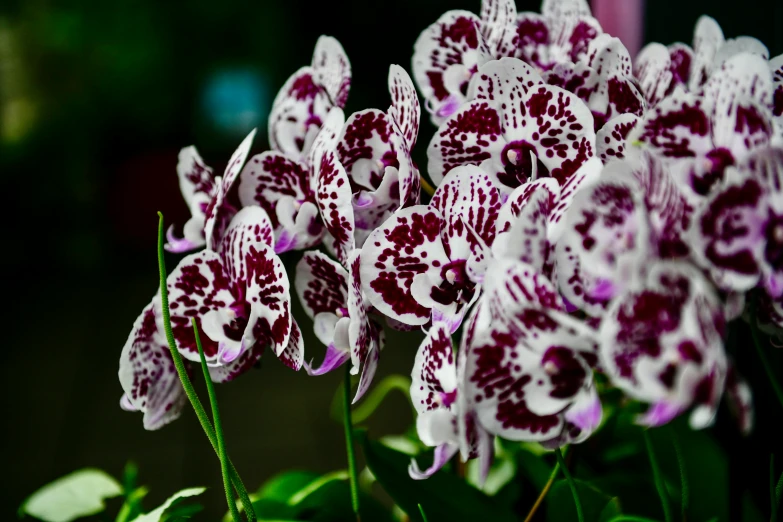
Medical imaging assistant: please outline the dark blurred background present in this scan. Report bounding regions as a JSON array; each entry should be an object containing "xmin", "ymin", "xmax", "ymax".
[{"xmin": 1, "ymin": 0, "xmax": 782, "ymax": 519}]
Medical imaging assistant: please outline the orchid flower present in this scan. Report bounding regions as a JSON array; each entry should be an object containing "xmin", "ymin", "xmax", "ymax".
[
  {"xmin": 514, "ymin": 0, "xmax": 602, "ymax": 72},
  {"xmin": 164, "ymin": 130, "xmax": 256, "ymax": 253},
  {"xmin": 408, "ymin": 322, "xmax": 493, "ymax": 481},
  {"xmin": 360, "ymin": 165, "xmax": 501, "ymax": 332},
  {"xmin": 462, "ymin": 258, "xmax": 602, "ymax": 447},
  {"xmin": 119, "ymin": 206, "xmax": 304, "ymax": 429},
  {"xmin": 545, "ymin": 34, "xmax": 646, "ymax": 130},
  {"xmin": 427, "ymin": 56, "xmax": 602, "ymax": 210},
  {"xmin": 412, "ymin": 0, "xmax": 516, "ymax": 125},
  {"xmin": 598, "ymin": 260, "xmax": 727, "ymax": 429},
  {"xmin": 294, "ymin": 249, "xmax": 382, "ymax": 402},
  {"xmin": 633, "ymin": 52, "xmax": 778, "ymax": 201},
  {"xmin": 237, "ymin": 37, "xmax": 354, "ymax": 255},
  {"xmin": 689, "ymin": 147, "xmax": 783, "ymax": 298},
  {"xmin": 334, "ymin": 65, "xmax": 421, "ymax": 246},
  {"xmin": 267, "ymin": 36, "xmax": 351, "ymax": 161}
]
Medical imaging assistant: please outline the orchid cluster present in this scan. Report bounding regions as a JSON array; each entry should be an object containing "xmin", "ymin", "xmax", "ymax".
[{"xmin": 119, "ymin": 0, "xmax": 782, "ymax": 513}]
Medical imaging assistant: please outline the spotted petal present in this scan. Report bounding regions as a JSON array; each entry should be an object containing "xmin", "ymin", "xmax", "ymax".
[
  {"xmin": 411, "ymin": 322, "xmax": 457, "ymax": 415},
  {"xmin": 468, "ymin": 57, "xmax": 544, "ymax": 108},
  {"xmin": 412, "ymin": 10, "xmax": 493, "ymax": 124},
  {"xmin": 268, "ymin": 68, "xmax": 331, "ymax": 160},
  {"xmin": 492, "ymin": 179, "xmax": 558, "ymax": 273},
  {"xmin": 166, "ymin": 147, "xmax": 215, "ymax": 253},
  {"xmin": 703, "ymin": 53, "xmax": 774, "ymax": 128},
  {"xmin": 429, "ymin": 165, "xmax": 502, "ymax": 246},
  {"xmin": 480, "ymin": 0, "xmax": 517, "ymax": 58},
  {"xmin": 295, "ymin": 250, "xmax": 349, "ymax": 319},
  {"xmin": 361, "ymin": 206, "xmax": 450, "ymax": 325},
  {"xmin": 204, "ymin": 129, "xmax": 257, "ymax": 250},
  {"xmin": 598, "ymin": 261, "xmax": 727, "ymax": 417},
  {"xmin": 312, "ymin": 35, "xmax": 351, "ymax": 108},
  {"xmin": 388, "ymin": 65, "xmax": 421, "ymax": 151},
  {"xmin": 635, "ymin": 43, "xmax": 674, "ymax": 107},
  {"xmin": 689, "ymin": 15, "xmax": 724, "ymax": 91},
  {"xmin": 596, "ymin": 114, "xmax": 639, "ymax": 163},
  {"xmin": 712, "ymin": 36, "xmax": 769, "ymax": 72},
  {"xmin": 315, "ymin": 109, "xmax": 356, "ymax": 265},
  {"xmin": 426, "ymin": 99, "xmax": 504, "ymax": 186},
  {"xmin": 119, "ymin": 299, "xmax": 186, "ymax": 430}
]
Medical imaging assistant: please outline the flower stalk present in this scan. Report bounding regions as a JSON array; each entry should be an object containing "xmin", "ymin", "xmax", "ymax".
[
  {"xmin": 643, "ymin": 430, "xmax": 672, "ymax": 522},
  {"xmin": 156, "ymin": 212, "xmax": 256, "ymax": 522},
  {"xmin": 343, "ymin": 365, "xmax": 361, "ymax": 521},
  {"xmin": 555, "ymin": 447, "xmax": 584, "ymax": 522}
]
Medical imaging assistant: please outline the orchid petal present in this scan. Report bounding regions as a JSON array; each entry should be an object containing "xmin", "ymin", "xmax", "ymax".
[
  {"xmin": 388, "ymin": 64, "xmax": 421, "ymax": 151},
  {"xmin": 295, "ymin": 251, "xmax": 349, "ymax": 319},
  {"xmin": 312, "ymin": 35, "xmax": 352, "ymax": 108},
  {"xmin": 408, "ymin": 443, "xmax": 459, "ymax": 480}
]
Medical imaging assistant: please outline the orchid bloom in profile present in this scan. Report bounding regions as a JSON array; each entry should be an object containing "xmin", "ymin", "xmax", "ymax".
[
  {"xmin": 294, "ymin": 249, "xmax": 382, "ymax": 402},
  {"xmin": 463, "ymin": 258, "xmax": 603, "ymax": 447},
  {"xmin": 119, "ymin": 206, "xmax": 304, "ymax": 429},
  {"xmin": 164, "ymin": 130, "xmax": 256, "ymax": 253},
  {"xmin": 334, "ymin": 65, "xmax": 421, "ymax": 247},
  {"xmin": 427, "ymin": 57, "xmax": 601, "ymax": 209},
  {"xmin": 237, "ymin": 37, "xmax": 352, "ymax": 255},
  {"xmin": 598, "ymin": 261, "xmax": 727, "ymax": 429},
  {"xmin": 361, "ymin": 165, "xmax": 501, "ymax": 332},
  {"xmin": 408, "ymin": 322, "xmax": 494, "ymax": 481},
  {"xmin": 268, "ymin": 36, "xmax": 351, "ymax": 161},
  {"xmin": 412, "ymin": 0, "xmax": 517, "ymax": 125},
  {"xmin": 514, "ymin": 0, "xmax": 602, "ymax": 72}
]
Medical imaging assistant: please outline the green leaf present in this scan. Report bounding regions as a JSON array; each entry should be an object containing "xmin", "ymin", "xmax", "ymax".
[
  {"xmin": 19, "ymin": 468, "xmax": 123, "ymax": 522},
  {"xmin": 360, "ymin": 433, "xmax": 517, "ymax": 522},
  {"xmin": 257, "ymin": 471, "xmax": 321, "ymax": 504},
  {"xmin": 130, "ymin": 487, "xmax": 205, "ymax": 522},
  {"xmin": 547, "ymin": 478, "xmax": 619, "ymax": 522}
]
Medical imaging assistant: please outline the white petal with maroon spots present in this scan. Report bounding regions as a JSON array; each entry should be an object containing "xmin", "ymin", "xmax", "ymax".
[
  {"xmin": 295, "ymin": 250, "xmax": 349, "ymax": 319},
  {"xmin": 269, "ymin": 66, "xmax": 333, "ymax": 160},
  {"xmin": 204, "ymin": 129, "xmax": 256, "ymax": 251},
  {"xmin": 427, "ymin": 99, "xmax": 504, "ymax": 186},
  {"xmin": 413, "ymin": 10, "xmax": 493, "ymax": 125},
  {"xmin": 166, "ymin": 146, "xmax": 215, "ymax": 253},
  {"xmin": 119, "ymin": 299, "xmax": 186, "ymax": 430},
  {"xmin": 492, "ymin": 179, "xmax": 556, "ymax": 273},
  {"xmin": 689, "ymin": 15, "xmax": 724, "ymax": 91},
  {"xmin": 598, "ymin": 261, "xmax": 727, "ymax": 419},
  {"xmin": 312, "ymin": 35, "xmax": 351, "ymax": 108},
  {"xmin": 430, "ymin": 165, "xmax": 502, "ymax": 246},
  {"xmin": 480, "ymin": 0, "xmax": 517, "ymax": 58},
  {"xmin": 468, "ymin": 57, "xmax": 543, "ymax": 108},
  {"xmin": 635, "ymin": 43, "xmax": 674, "ymax": 107},
  {"xmin": 596, "ymin": 114, "xmax": 639, "ymax": 163},
  {"xmin": 361, "ymin": 206, "xmax": 450, "ymax": 325},
  {"xmin": 411, "ymin": 323, "xmax": 457, "ymax": 415},
  {"xmin": 703, "ymin": 52, "xmax": 774, "ymax": 128},
  {"xmin": 388, "ymin": 65, "xmax": 420, "ymax": 151}
]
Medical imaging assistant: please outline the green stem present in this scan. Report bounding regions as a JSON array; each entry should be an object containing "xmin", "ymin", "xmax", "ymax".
[
  {"xmin": 418, "ymin": 503, "xmax": 429, "ymax": 522},
  {"xmin": 750, "ymin": 296, "xmax": 783, "ymax": 411},
  {"xmin": 643, "ymin": 430, "xmax": 672, "ymax": 522},
  {"xmin": 193, "ymin": 318, "xmax": 242, "ymax": 522},
  {"xmin": 156, "ymin": 212, "xmax": 256, "ymax": 522},
  {"xmin": 343, "ymin": 365, "xmax": 360, "ymax": 521},
  {"xmin": 523, "ymin": 460, "xmax": 561, "ymax": 522},
  {"xmin": 554, "ymin": 447, "xmax": 583, "ymax": 522},
  {"xmin": 671, "ymin": 428, "xmax": 688, "ymax": 519}
]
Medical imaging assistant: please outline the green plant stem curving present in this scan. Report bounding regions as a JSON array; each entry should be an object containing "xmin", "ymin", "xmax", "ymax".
[
  {"xmin": 156, "ymin": 212, "xmax": 256, "ymax": 522},
  {"xmin": 351, "ymin": 375, "xmax": 413, "ymax": 423},
  {"xmin": 643, "ymin": 430, "xmax": 672, "ymax": 522},
  {"xmin": 193, "ymin": 318, "xmax": 242, "ymax": 522},
  {"xmin": 343, "ymin": 365, "xmax": 361, "ymax": 521},
  {"xmin": 554, "ymin": 447, "xmax": 584, "ymax": 522},
  {"xmin": 417, "ymin": 503, "xmax": 429, "ymax": 522},
  {"xmin": 523, "ymin": 460, "xmax": 561, "ymax": 522},
  {"xmin": 750, "ymin": 297, "xmax": 783, "ymax": 411}
]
